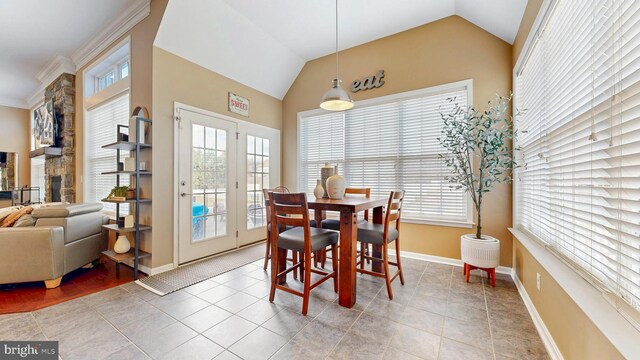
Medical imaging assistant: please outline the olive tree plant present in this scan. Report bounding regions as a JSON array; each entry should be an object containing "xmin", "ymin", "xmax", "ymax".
[{"xmin": 438, "ymin": 94, "xmax": 519, "ymax": 239}]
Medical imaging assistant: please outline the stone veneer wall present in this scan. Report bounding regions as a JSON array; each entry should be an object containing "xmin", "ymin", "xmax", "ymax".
[
  {"xmin": 44, "ymin": 73, "xmax": 75, "ymax": 203},
  {"xmin": 6, "ymin": 153, "xmax": 16, "ymax": 189}
]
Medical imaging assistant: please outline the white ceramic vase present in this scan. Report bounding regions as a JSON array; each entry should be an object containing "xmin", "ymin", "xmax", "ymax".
[
  {"xmin": 326, "ymin": 165, "xmax": 346, "ymax": 199},
  {"xmin": 313, "ymin": 179, "xmax": 324, "ymax": 199},
  {"xmin": 114, "ymin": 235, "xmax": 131, "ymax": 254},
  {"xmin": 460, "ymin": 234, "xmax": 500, "ymax": 268}
]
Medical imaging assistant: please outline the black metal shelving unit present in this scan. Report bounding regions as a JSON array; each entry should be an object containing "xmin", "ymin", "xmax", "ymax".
[{"xmin": 100, "ymin": 117, "xmax": 152, "ymax": 279}]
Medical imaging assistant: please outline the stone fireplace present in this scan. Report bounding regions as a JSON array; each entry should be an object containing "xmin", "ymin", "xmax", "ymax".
[{"xmin": 44, "ymin": 73, "xmax": 76, "ymax": 203}]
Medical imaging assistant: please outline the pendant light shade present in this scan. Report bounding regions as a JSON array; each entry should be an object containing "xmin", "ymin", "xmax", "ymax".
[
  {"xmin": 320, "ymin": 79, "xmax": 354, "ymax": 111},
  {"xmin": 320, "ymin": 0, "xmax": 354, "ymax": 111}
]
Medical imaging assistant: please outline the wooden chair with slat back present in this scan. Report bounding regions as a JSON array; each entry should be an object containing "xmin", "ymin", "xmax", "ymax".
[
  {"xmin": 268, "ymin": 192, "xmax": 338, "ymax": 315},
  {"xmin": 356, "ymin": 190, "xmax": 406, "ymax": 299},
  {"xmin": 318, "ymin": 187, "xmax": 371, "ymax": 267},
  {"xmin": 263, "ymin": 187, "xmax": 297, "ymax": 278}
]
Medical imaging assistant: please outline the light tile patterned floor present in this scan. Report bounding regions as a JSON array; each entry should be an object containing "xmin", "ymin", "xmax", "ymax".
[{"xmin": 0, "ymin": 256, "xmax": 548, "ymax": 360}]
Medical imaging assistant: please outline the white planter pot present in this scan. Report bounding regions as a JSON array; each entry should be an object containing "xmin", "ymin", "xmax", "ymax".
[{"xmin": 461, "ymin": 234, "xmax": 500, "ymax": 268}]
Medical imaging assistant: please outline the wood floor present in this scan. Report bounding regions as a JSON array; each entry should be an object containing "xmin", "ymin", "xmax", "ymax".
[{"xmin": 0, "ymin": 256, "xmax": 136, "ymax": 314}]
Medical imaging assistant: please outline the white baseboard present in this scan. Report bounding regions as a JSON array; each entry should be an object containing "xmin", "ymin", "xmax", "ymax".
[
  {"xmin": 137, "ymin": 262, "xmax": 175, "ymax": 276},
  {"xmin": 511, "ymin": 269, "xmax": 564, "ymax": 360},
  {"xmin": 387, "ymin": 249, "xmax": 512, "ymax": 275}
]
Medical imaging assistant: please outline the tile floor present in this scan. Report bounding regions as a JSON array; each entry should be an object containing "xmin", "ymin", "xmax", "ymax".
[{"xmin": 0, "ymin": 256, "xmax": 548, "ymax": 360}]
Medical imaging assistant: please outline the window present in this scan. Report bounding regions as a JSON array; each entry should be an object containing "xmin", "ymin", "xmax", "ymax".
[
  {"xmin": 247, "ymin": 135, "xmax": 269, "ymax": 229},
  {"xmin": 298, "ymin": 82, "xmax": 472, "ymax": 225},
  {"xmin": 119, "ymin": 61, "xmax": 129, "ymax": 79},
  {"xmin": 515, "ymin": 0, "xmax": 640, "ymax": 320},
  {"xmin": 85, "ymin": 94, "xmax": 130, "ymax": 216}
]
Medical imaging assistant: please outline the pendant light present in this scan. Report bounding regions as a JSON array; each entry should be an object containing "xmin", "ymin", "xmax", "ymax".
[{"xmin": 320, "ymin": 0, "xmax": 354, "ymax": 111}]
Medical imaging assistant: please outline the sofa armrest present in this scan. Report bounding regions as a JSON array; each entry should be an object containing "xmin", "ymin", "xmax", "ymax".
[
  {"xmin": 0, "ymin": 227, "xmax": 64, "ymax": 284},
  {"xmin": 32, "ymin": 203, "xmax": 103, "ymax": 219}
]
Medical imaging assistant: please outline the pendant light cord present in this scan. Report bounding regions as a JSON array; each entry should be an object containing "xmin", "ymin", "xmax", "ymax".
[{"xmin": 335, "ymin": 0, "xmax": 339, "ymax": 81}]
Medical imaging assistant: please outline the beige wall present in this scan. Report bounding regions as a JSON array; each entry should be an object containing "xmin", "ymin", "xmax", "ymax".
[
  {"xmin": 151, "ymin": 47, "xmax": 283, "ymax": 266},
  {"xmin": 512, "ymin": 0, "xmax": 544, "ymax": 67},
  {"xmin": 511, "ymin": 1, "xmax": 622, "ymax": 358},
  {"xmin": 0, "ymin": 105, "xmax": 30, "ymax": 187},
  {"xmin": 513, "ymin": 240, "xmax": 623, "ymax": 359},
  {"xmin": 282, "ymin": 15, "xmax": 514, "ymax": 265}
]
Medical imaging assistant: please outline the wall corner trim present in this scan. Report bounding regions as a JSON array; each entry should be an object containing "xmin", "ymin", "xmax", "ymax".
[
  {"xmin": 511, "ymin": 269, "xmax": 564, "ymax": 360},
  {"xmin": 72, "ymin": 0, "xmax": 151, "ymax": 70}
]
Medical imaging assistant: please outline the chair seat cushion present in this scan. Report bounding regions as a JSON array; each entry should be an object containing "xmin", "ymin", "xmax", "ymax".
[
  {"xmin": 356, "ymin": 223, "xmax": 399, "ymax": 245},
  {"xmin": 278, "ymin": 227, "xmax": 338, "ymax": 252},
  {"xmin": 321, "ymin": 218, "xmax": 367, "ymax": 231}
]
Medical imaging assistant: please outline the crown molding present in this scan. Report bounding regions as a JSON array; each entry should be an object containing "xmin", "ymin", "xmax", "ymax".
[
  {"xmin": 26, "ymin": 87, "xmax": 45, "ymax": 110},
  {"xmin": 71, "ymin": 0, "xmax": 150, "ymax": 70},
  {"xmin": 36, "ymin": 55, "xmax": 76, "ymax": 86},
  {"xmin": 0, "ymin": 96, "xmax": 28, "ymax": 109}
]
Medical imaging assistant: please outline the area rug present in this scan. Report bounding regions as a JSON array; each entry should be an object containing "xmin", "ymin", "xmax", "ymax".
[{"xmin": 136, "ymin": 243, "xmax": 264, "ymax": 296}]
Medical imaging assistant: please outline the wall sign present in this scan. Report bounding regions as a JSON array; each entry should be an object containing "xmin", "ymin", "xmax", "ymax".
[
  {"xmin": 351, "ymin": 70, "xmax": 385, "ymax": 93},
  {"xmin": 228, "ymin": 92, "xmax": 250, "ymax": 117}
]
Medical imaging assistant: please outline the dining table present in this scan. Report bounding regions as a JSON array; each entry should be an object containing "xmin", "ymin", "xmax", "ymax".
[{"xmin": 272, "ymin": 195, "xmax": 388, "ymax": 308}]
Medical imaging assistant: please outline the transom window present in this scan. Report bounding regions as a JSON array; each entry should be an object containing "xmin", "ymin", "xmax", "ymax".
[{"xmin": 298, "ymin": 81, "xmax": 472, "ymax": 226}]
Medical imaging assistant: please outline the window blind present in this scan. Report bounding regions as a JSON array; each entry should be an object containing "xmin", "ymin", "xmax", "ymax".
[
  {"xmin": 299, "ymin": 85, "xmax": 470, "ymax": 224},
  {"xmin": 516, "ymin": 0, "xmax": 640, "ymax": 321},
  {"xmin": 85, "ymin": 93, "xmax": 130, "ymax": 216}
]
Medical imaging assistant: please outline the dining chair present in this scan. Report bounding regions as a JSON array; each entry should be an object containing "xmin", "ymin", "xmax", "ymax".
[
  {"xmin": 356, "ymin": 190, "xmax": 405, "ymax": 300},
  {"xmin": 319, "ymin": 187, "xmax": 371, "ymax": 267},
  {"xmin": 268, "ymin": 192, "xmax": 338, "ymax": 315},
  {"xmin": 263, "ymin": 187, "xmax": 298, "ymax": 279}
]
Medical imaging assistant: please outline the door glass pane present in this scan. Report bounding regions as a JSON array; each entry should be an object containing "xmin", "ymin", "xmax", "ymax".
[
  {"xmin": 247, "ymin": 135, "xmax": 269, "ymax": 230},
  {"xmin": 192, "ymin": 124, "xmax": 227, "ymax": 241}
]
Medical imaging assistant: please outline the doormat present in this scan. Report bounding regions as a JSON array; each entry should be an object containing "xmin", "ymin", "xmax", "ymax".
[{"xmin": 136, "ymin": 243, "xmax": 264, "ymax": 296}]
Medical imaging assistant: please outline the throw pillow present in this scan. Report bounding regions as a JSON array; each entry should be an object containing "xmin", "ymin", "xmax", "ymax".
[
  {"xmin": 0, "ymin": 206, "xmax": 23, "ymax": 223},
  {"xmin": 13, "ymin": 214, "xmax": 36, "ymax": 227},
  {"xmin": 0, "ymin": 206, "xmax": 34, "ymax": 227}
]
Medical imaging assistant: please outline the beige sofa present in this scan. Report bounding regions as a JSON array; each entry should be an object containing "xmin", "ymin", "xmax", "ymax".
[{"xmin": 0, "ymin": 203, "xmax": 108, "ymax": 288}]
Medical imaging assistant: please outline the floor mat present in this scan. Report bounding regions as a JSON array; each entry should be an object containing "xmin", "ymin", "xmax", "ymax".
[{"xmin": 136, "ymin": 243, "xmax": 264, "ymax": 296}]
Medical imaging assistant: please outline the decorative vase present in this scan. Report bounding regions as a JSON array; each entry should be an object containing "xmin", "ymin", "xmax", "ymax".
[
  {"xmin": 114, "ymin": 235, "xmax": 131, "ymax": 254},
  {"xmin": 326, "ymin": 165, "xmax": 346, "ymax": 199},
  {"xmin": 320, "ymin": 163, "xmax": 335, "ymax": 198},
  {"xmin": 313, "ymin": 179, "xmax": 324, "ymax": 199}
]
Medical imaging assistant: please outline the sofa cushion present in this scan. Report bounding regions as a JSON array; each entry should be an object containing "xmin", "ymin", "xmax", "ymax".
[{"xmin": 32, "ymin": 203, "xmax": 103, "ymax": 219}]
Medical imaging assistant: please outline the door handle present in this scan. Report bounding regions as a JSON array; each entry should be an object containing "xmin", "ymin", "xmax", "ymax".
[{"xmin": 180, "ymin": 192, "xmax": 193, "ymax": 197}]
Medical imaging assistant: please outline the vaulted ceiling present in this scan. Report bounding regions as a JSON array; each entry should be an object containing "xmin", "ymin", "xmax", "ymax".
[
  {"xmin": 155, "ymin": 0, "xmax": 527, "ymax": 100},
  {"xmin": 0, "ymin": 0, "xmax": 527, "ymax": 109}
]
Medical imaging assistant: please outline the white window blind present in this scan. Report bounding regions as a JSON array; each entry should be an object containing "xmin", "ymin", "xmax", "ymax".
[
  {"xmin": 85, "ymin": 93, "xmax": 129, "ymax": 216},
  {"xmin": 299, "ymin": 84, "xmax": 471, "ymax": 224},
  {"xmin": 516, "ymin": 0, "xmax": 640, "ymax": 322}
]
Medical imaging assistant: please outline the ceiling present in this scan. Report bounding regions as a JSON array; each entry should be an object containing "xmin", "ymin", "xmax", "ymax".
[
  {"xmin": 155, "ymin": 0, "xmax": 527, "ymax": 100},
  {"xmin": 0, "ymin": 0, "xmax": 133, "ymax": 109},
  {"xmin": 0, "ymin": 0, "xmax": 527, "ymax": 109}
]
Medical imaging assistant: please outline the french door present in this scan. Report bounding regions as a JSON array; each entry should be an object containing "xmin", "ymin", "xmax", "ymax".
[{"xmin": 177, "ymin": 105, "xmax": 279, "ymax": 264}]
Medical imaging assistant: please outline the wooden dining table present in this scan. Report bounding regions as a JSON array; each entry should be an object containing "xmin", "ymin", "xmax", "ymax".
[{"xmin": 273, "ymin": 195, "xmax": 388, "ymax": 308}]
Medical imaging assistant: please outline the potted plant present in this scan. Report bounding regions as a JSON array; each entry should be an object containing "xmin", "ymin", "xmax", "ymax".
[{"xmin": 438, "ymin": 94, "xmax": 519, "ymax": 284}]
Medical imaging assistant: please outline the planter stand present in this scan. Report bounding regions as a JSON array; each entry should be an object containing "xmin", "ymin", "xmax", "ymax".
[{"xmin": 463, "ymin": 263, "xmax": 496, "ymax": 287}]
